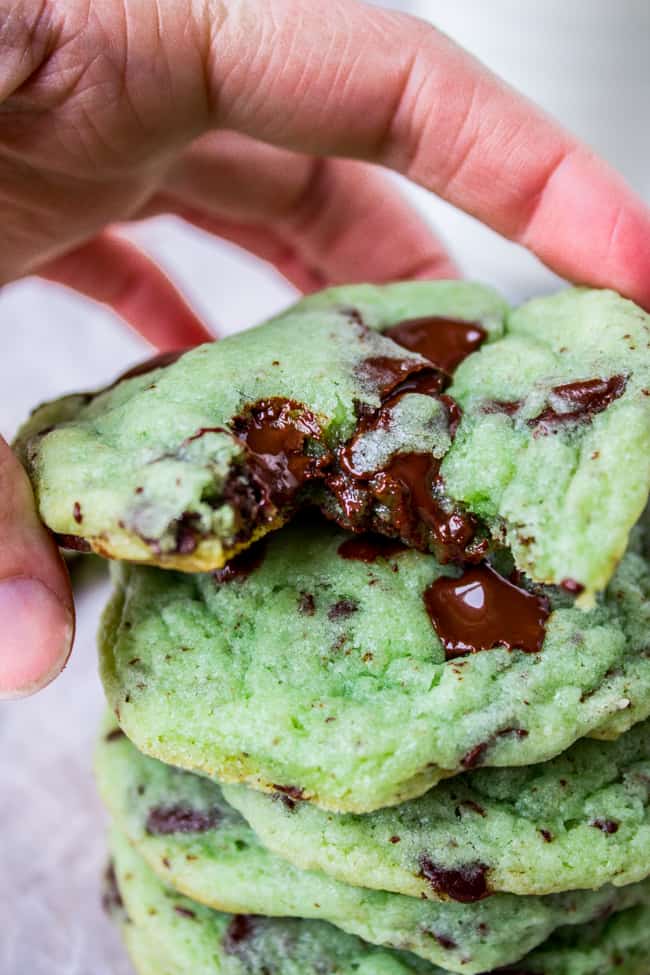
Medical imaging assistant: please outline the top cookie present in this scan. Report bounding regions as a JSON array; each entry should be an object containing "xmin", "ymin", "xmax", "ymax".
[{"xmin": 15, "ymin": 282, "xmax": 650, "ymax": 595}]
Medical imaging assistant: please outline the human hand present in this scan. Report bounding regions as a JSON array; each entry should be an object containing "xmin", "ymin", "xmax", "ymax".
[{"xmin": 4, "ymin": 0, "xmax": 650, "ymax": 698}]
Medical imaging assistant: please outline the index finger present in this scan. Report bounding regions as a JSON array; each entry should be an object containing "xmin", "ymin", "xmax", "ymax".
[{"xmin": 204, "ymin": 0, "xmax": 650, "ymax": 306}]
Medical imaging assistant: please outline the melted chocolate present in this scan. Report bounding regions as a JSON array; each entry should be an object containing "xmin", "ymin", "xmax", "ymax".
[
  {"xmin": 418, "ymin": 857, "xmax": 490, "ymax": 903},
  {"xmin": 232, "ymin": 398, "xmax": 327, "ymax": 513},
  {"xmin": 424, "ymin": 564, "xmax": 550, "ymax": 660},
  {"xmin": 386, "ymin": 316, "xmax": 486, "ymax": 373},
  {"xmin": 213, "ymin": 540, "xmax": 266, "ymax": 584},
  {"xmin": 531, "ymin": 375, "xmax": 626, "ymax": 432},
  {"xmin": 146, "ymin": 804, "xmax": 221, "ymax": 836},
  {"xmin": 355, "ymin": 356, "xmax": 440, "ymax": 397},
  {"xmin": 337, "ymin": 534, "xmax": 408, "ymax": 562}
]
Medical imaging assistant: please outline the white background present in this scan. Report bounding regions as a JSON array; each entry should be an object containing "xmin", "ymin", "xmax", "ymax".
[{"xmin": 2, "ymin": 3, "xmax": 649, "ymax": 972}]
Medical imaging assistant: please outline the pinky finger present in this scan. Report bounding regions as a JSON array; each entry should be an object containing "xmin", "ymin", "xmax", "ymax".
[{"xmin": 37, "ymin": 230, "xmax": 215, "ymax": 351}]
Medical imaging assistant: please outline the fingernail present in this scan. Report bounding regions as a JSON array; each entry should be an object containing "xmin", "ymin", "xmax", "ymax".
[{"xmin": 0, "ymin": 577, "xmax": 74, "ymax": 700}]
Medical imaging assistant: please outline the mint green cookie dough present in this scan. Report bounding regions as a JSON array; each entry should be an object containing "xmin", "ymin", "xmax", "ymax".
[
  {"xmin": 109, "ymin": 829, "xmax": 650, "ymax": 975},
  {"xmin": 224, "ymin": 720, "xmax": 650, "ymax": 899},
  {"xmin": 99, "ymin": 518, "xmax": 650, "ymax": 812},
  {"xmin": 16, "ymin": 283, "xmax": 650, "ymax": 595},
  {"xmin": 98, "ymin": 719, "xmax": 650, "ymax": 973}
]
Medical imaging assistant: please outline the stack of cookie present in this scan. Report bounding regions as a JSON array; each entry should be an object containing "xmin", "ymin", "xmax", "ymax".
[{"xmin": 17, "ymin": 282, "xmax": 650, "ymax": 974}]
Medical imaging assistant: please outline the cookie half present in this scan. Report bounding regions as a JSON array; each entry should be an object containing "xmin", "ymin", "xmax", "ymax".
[{"xmin": 17, "ymin": 283, "xmax": 650, "ymax": 596}]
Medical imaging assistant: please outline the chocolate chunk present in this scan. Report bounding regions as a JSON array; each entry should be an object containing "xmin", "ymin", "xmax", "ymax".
[
  {"xmin": 531, "ymin": 375, "xmax": 626, "ymax": 432},
  {"xmin": 327, "ymin": 598, "xmax": 358, "ymax": 621},
  {"xmin": 418, "ymin": 856, "xmax": 490, "ymax": 903},
  {"xmin": 385, "ymin": 316, "xmax": 486, "ymax": 373},
  {"xmin": 298, "ymin": 592, "xmax": 316, "ymax": 615},
  {"xmin": 146, "ymin": 804, "xmax": 221, "ymax": 835},
  {"xmin": 423, "ymin": 564, "xmax": 550, "ymax": 659},
  {"xmin": 213, "ymin": 540, "xmax": 267, "ymax": 584},
  {"xmin": 223, "ymin": 915, "xmax": 258, "ymax": 955},
  {"xmin": 591, "ymin": 819, "xmax": 620, "ymax": 834},
  {"xmin": 73, "ymin": 502, "xmax": 83, "ymax": 524},
  {"xmin": 337, "ymin": 534, "xmax": 408, "ymax": 562}
]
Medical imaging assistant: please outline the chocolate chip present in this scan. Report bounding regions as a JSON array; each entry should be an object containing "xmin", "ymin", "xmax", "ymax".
[
  {"xmin": 146, "ymin": 805, "xmax": 221, "ymax": 836},
  {"xmin": 461, "ymin": 742, "xmax": 489, "ymax": 770},
  {"xmin": 223, "ymin": 915, "xmax": 258, "ymax": 954},
  {"xmin": 560, "ymin": 578, "xmax": 585, "ymax": 595},
  {"xmin": 73, "ymin": 502, "xmax": 83, "ymax": 524},
  {"xmin": 298, "ymin": 592, "xmax": 316, "ymax": 615},
  {"xmin": 272, "ymin": 784, "xmax": 305, "ymax": 802},
  {"xmin": 327, "ymin": 598, "xmax": 358, "ymax": 621},
  {"xmin": 418, "ymin": 856, "xmax": 490, "ymax": 903},
  {"xmin": 591, "ymin": 819, "xmax": 620, "ymax": 834},
  {"xmin": 431, "ymin": 932, "xmax": 458, "ymax": 950},
  {"xmin": 539, "ymin": 829, "xmax": 554, "ymax": 843}
]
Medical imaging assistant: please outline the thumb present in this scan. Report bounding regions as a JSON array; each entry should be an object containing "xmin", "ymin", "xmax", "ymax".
[{"xmin": 0, "ymin": 437, "xmax": 74, "ymax": 699}]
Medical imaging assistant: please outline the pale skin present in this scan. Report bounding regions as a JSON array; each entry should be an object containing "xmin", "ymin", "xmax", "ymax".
[{"xmin": 3, "ymin": 0, "xmax": 650, "ymax": 698}]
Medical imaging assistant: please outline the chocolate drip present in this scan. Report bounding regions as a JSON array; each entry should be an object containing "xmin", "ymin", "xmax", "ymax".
[
  {"xmin": 386, "ymin": 316, "xmax": 486, "ymax": 373},
  {"xmin": 424, "ymin": 564, "xmax": 550, "ymax": 659}
]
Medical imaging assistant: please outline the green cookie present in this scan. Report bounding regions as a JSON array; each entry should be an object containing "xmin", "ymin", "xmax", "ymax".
[
  {"xmin": 109, "ymin": 828, "xmax": 650, "ymax": 975},
  {"xmin": 97, "ymin": 719, "xmax": 650, "ymax": 974},
  {"xmin": 17, "ymin": 283, "xmax": 650, "ymax": 596},
  {"xmin": 224, "ymin": 720, "xmax": 650, "ymax": 899},
  {"xmin": 100, "ymin": 517, "xmax": 650, "ymax": 812}
]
